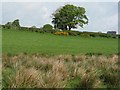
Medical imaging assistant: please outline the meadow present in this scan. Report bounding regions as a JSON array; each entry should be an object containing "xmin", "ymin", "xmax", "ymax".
[
  {"xmin": 2, "ymin": 28, "xmax": 120, "ymax": 88},
  {"xmin": 2, "ymin": 29, "xmax": 118, "ymax": 56}
]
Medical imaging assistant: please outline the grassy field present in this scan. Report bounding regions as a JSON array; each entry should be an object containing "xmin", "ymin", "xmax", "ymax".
[
  {"xmin": 2, "ymin": 29, "xmax": 118, "ymax": 55},
  {"xmin": 2, "ymin": 29, "xmax": 120, "ymax": 88}
]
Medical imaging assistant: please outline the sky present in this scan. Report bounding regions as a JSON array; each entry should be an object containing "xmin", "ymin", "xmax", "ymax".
[{"xmin": 1, "ymin": 0, "xmax": 119, "ymax": 33}]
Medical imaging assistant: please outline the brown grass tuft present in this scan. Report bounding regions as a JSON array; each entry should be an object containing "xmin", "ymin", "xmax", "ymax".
[{"xmin": 2, "ymin": 54, "xmax": 119, "ymax": 88}]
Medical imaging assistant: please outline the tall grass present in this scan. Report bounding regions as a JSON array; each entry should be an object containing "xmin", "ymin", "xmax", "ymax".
[{"xmin": 2, "ymin": 54, "xmax": 120, "ymax": 88}]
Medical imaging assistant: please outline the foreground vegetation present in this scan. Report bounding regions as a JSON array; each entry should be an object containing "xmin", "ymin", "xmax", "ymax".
[
  {"xmin": 2, "ymin": 54, "xmax": 119, "ymax": 88},
  {"xmin": 2, "ymin": 29, "xmax": 118, "ymax": 55},
  {"xmin": 1, "ymin": 21, "xmax": 119, "ymax": 89},
  {"xmin": 1, "ymin": 3, "xmax": 119, "ymax": 88}
]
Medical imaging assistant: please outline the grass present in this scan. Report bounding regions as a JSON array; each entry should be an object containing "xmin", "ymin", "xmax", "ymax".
[
  {"xmin": 2, "ymin": 29, "xmax": 118, "ymax": 55},
  {"xmin": 2, "ymin": 28, "xmax": 119, "ymax": 88},
  {"xmin": 2, "ymin": 54, "xmax": 119, "ymax": 88}
]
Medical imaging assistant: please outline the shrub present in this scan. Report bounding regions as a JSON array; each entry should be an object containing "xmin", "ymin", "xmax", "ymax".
[
  {"xmin": 39, "ymin": 30, "xmax": 45, "ymax": 33},
  {"xmin": 12, "ymin": 19, "xmax": 20, "ymax": 27},
  {"xmin": 53, "ymin": 28, "xmax": 61, "ymax": 31},
  {"xmin": 1, "ymin": 25, "xmax": 6, "ymax": 29},
  {"xmin": 90, "ymin": 33, "xmax": 96, "ymax": 37},
  {"xmin": 4, "ymin": 22, "xmax": 12, "ymax": 29},
  {"xmin": 80, "ymin": 33, "xmax": 90, "ymax": 37},
  {"xmin": 52, "ymin": 28, "xmax": 61, "ymax": 33},
  {"xmin": 117, "ymin": 35, "xmax": 120, "ymax": 38},
  {"xmin": 67, "ymin": 31, "xmax": 79, "ymax": 36},
  {"xmin": 54, "ymin": 31, "xmax": 69, "ymax": 36},
  {"xmin": 20, "ymin": 27, "xmax": 29, "ymax": 31},
  {"xmin": 43, "ymin": 24, "xmax": 53, "ymax": 29},
  {"xmin": 35, "ymin": 29, "xmax": 39, "ymax": 32},
  {"xmin": 99, "ymin": 33, "xmax": 108, "ymax": 38},
  {"xmin": 89, "ymin": 33, "xmax": 100, "ymax": 37},
  {"xmin": 42, "ymin": 24, "xmax": 53, "ymax": 33}
]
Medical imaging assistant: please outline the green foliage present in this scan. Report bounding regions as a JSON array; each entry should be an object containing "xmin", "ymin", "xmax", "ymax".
[
  {"xmin": 5, "ymin": 22, "xmax": 12, "ymax": 29},
  {"xmin": 66, "ymin": 77, "xmax": 81, "ymax": 88},
  {"xmin": 80, "ymin": 33, "xmax": 90, "ymax": 37},
  {"xmin": 2, "ymin": 67, "xmax": 15, "ymax": 87},
  {"xmin": 67, "ymin": 31, "xmax": 80, "ymax": 36},
  {"xmin": 39, "ymin": 30, "xmax": 45, "ymax": 33},
  {"xmin": 43, "ymin": 24, "xmax": 53, "ymax": 29},
  {"xmin": 12, "ymin": 19, "xmax": 20, "ymax": 27},
  {"xmin": 4, "ymin": 19, "xmax": 20, "ymax": 29},
  {"xmin": 42, "ymin": 24, "xmax": 54, "ymax": 33},
  {"xmin": 52, "ymin": 4, "xmax": 88, "ymax": 30},
  {"xmin": 117, "ymin": 35, "xmax": 120, "ymax": 38},
  {"xmin": 43, "ymin": 24, "xmax": 53, "ymax": 30}
]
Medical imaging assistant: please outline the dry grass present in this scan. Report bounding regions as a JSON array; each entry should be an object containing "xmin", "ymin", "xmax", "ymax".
[{"xmin": 2, "ymin": 54, "xmax": 120, "ymax": 88}]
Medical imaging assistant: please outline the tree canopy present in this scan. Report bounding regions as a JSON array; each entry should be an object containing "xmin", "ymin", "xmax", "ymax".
[
  {"xmin": 52, "ymin": 4, "xmax": 88, "ymax": 30},
  {"xmin": 5, "ymin": 19, "xmax": 20, "ymax": 28},
  {"xmin": 12, "ymin": 19, "xmax": 20, "ymax": 27},
  {"xmin": 43, "ymin": 24, "xmax": 53, "ymax": 30}
]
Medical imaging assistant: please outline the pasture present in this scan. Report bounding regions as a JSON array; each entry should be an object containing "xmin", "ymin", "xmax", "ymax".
[
  {"xmin": 2, "ymin": 29, "xmax": 119, "ymax": 88},
  {"xmin": 2, "ymin": 29, "xmax": 118, "ymax": 55}
]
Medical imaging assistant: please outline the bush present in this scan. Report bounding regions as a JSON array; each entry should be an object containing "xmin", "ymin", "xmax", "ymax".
[
  {"xmin": 12, "ymin": 19, "xmax": 20, "ymax": 27},
  {"xmin": 117, "ymin": 35, "xmax": 120, "ymax": 38},
  {"xmin": 67, "ymin": 31, "xmax": 79, "ymax": 36},
  {"xmin": 42, "ymin": 24, "xmax": 54, "ymax": 33},
  {"xmin": 54, "ymin": 31, "xmax": 69, "ymax": 36},
  {"xmin": 89, "ymin": 32, "xmax": 117, "ymax": 38},
  {"xmin": 20, "ymin": 27, "xmax": 29, "ymax": 31},
  {"xmin": 4, "ymin": 22, "xmax": 12, "ymax": 29},
  {"xmin": 90, "ymin": 33, "xmax": 96, "ymax": 37},
  {"xmin": 89, "ymin": 33, "xmax": 100, "ymax": 37},
  {"xmin": 80, "ymin": 33, "xmax": 90, "ymax": 37},
  {"xmin": 1, "ymin": 25, "xmax": 6, "ymax": 29},
  {"xmin": 98, "ymin": 33, "xmax": 109, "ymax": 38},
  {"xmin": 39, "ymin": 30, "xmax": 45, "ymax": 33},
  {"xmin": 42, "ymin": 24, "xmax": 53, "ymax": 33}
]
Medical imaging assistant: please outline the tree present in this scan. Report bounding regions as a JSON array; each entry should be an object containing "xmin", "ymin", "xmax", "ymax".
[
  {"xmin": 5, "ymin": 22, "xmax": 12, "ymax": 29},
  {"xmin": 43, "ymin": 24, "xmax": 53, "ymax": 30},
  {"xmin": 12, "ymin": 19, "xmax": 20, "ymax": 27},
  {"xmin": 52, "ymin": 4, "xmax": 88, "ymax": 30}
]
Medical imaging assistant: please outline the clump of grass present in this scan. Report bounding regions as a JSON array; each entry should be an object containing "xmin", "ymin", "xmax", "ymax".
[
  {"xmin": 9, "ymin": 67, "xmax": 40, "ymax": 88},
  {"xmin": 2, "ymin": 53, "xmax": 119, "ymax": 88}
]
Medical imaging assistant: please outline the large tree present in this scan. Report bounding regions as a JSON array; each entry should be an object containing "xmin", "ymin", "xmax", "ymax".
[{"xmin": 52, "ymin": 4, "xmax": 88, "ymax": 30}]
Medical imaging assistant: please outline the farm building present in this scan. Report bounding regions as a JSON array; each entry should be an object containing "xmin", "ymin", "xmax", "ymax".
[{"xmin": 107, "ymin": 31, "xmax": 116, "ymax": 35}]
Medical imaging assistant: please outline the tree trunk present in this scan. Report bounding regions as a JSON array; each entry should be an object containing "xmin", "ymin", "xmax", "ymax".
[{"xmin": 68, "ymin": 26, "xmax": 71, "ymax": 31}]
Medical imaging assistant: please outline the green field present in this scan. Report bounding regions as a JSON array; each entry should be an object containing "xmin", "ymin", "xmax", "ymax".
[
  {"xmin": 2, "ymin": 29, "xmax": 119, "ymax": 88},
  {"xmin": 2, "ymin": 29, "xmax": 118, "ymax": 55}
]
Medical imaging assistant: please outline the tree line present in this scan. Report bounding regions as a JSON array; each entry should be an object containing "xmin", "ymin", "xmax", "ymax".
[
  {"xmin": 0, "ymin": 4, "xmax": 119, "ymax": 38},
  {"xmin": 2, "ymin": 4, "xmax": 88, "ymax": 31}
]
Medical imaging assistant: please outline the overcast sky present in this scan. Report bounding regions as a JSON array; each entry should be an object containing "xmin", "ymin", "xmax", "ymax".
[{"xmin": 1, "ymin": 1, "xmax": 118, "ymax": 33}]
